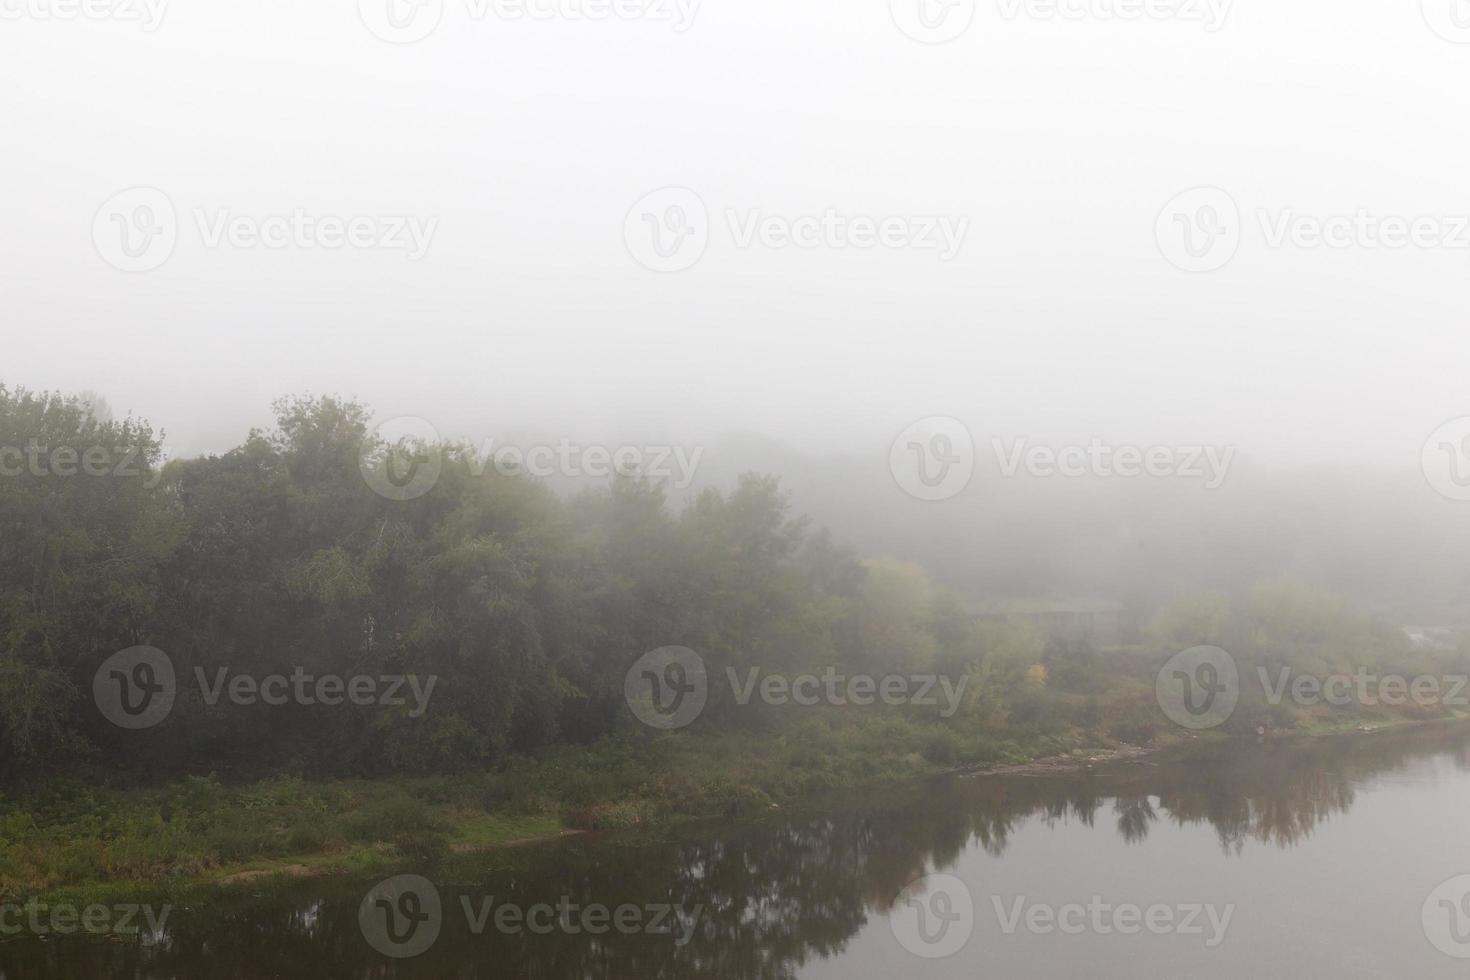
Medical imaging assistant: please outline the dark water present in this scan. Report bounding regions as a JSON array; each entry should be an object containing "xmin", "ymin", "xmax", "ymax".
[{"xmin": 10, "ymin": 726, "xmax": 1470, "ymax": 978}]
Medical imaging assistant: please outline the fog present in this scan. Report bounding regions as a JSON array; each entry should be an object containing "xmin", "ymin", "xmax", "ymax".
[{"xmin": 5, "ymin": 0, "xmax": 1470, "ymax": 620}]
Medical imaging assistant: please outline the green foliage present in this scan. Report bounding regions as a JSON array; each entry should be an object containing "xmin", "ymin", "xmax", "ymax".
[
  {"xmin": 6, "ymin": 381, "xmax": 1463, "ymax": 897},
  {"xmin": 1149, "ymin": 591, "xmax": 1231, "ymax": 647},
  {"xmin": 1, "ymin": 387, "xmax": 925, "ymax": 777},
  {"xmin": 1146, "ymin": 583, "xmax": 1469, "ymax": 734},
  {"xmin": 0, "ymin": 715, "xmax": 1064, "ymax": 899},
  {"xmin": 5, "ymin": 384, "xmax": 1131, "ymax": 783},
  {"xmin": 0, "ymin": 384, "xmax": 172, "ymax": 770}
]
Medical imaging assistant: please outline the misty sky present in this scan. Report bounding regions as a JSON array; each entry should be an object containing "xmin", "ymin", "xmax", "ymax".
[{"xmin": 3, "ymin": 0, "xmax": 1468, "ymax": 470}]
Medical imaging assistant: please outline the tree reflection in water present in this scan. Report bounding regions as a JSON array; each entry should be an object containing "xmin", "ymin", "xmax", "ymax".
[{"xmin": 8, "ymin": 726, "xmax": 1470, "ymax": 980}]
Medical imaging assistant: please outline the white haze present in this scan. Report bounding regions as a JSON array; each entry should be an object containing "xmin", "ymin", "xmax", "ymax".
[
  {"xmin": 7, "ymin": 0, "xmax": 1470, "ymax": 626},
  {"xmin": 2, "ymin": 0, "xmax": 1468, "ymax": 469}
]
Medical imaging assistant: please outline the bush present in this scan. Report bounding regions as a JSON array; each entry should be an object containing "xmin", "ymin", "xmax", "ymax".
[
  {"xmin": 339, "ymin": 793, "xmax": 445, "ymax": 842},
  {"xmin": 921, "ymin": 729, "xmax": 960, "ymax": 765}
]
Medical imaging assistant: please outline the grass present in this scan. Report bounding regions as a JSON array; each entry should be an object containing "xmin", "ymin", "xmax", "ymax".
[
  {"xmin": 1287, "ymin": 704, "xmax": 1470, "ymax": 736},
  {"xmin": 0, "ymin": 710, "xmax": 1100, "ymax": 904},
  {"xmin": 11, "ymin": 675, "xmax": 1438, "ymax": 906},
  {"xmin": 448, "ymin": 813, "xmax": 565, "ymax": 850},
  {"xmin": 0, "ymin": 775, "xmax": 456, "ymax": 904}
]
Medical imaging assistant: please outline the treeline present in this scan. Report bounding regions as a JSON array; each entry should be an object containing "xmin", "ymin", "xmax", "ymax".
[
  {"xmin": 0, "ymin": 386, "xmax": 1002, "ymax": 780},
  {"xmin": 5, "ymin": 383, "xmax": 1466, "ymax": 783},
  {"xmin": 1145, "ymin": 583, "xmax": 1470, "ymax": 731}
]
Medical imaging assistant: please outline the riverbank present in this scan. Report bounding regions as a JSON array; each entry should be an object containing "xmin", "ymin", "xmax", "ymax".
[
  {"xmin": 2, "ymin": 715, "xmax": 1109, "ymax": 905},
  {"xmin": 7, "ymin": 706, "xmax": 1465, "ymax": 906},
  {"xmin": 9, "ymin": 713, "xmax": 1470, "ymax": 978}
]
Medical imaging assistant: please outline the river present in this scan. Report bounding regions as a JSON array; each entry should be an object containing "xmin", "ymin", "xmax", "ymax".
[{"xmin": 8, "ymin": 726, "xmax": 1470, "ymax": 978}]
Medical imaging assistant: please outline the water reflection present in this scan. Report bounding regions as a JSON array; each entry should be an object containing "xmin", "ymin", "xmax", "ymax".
[{"xmin": 8, "ymin": 726, "xmax": 1470, "ymax": 980}]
